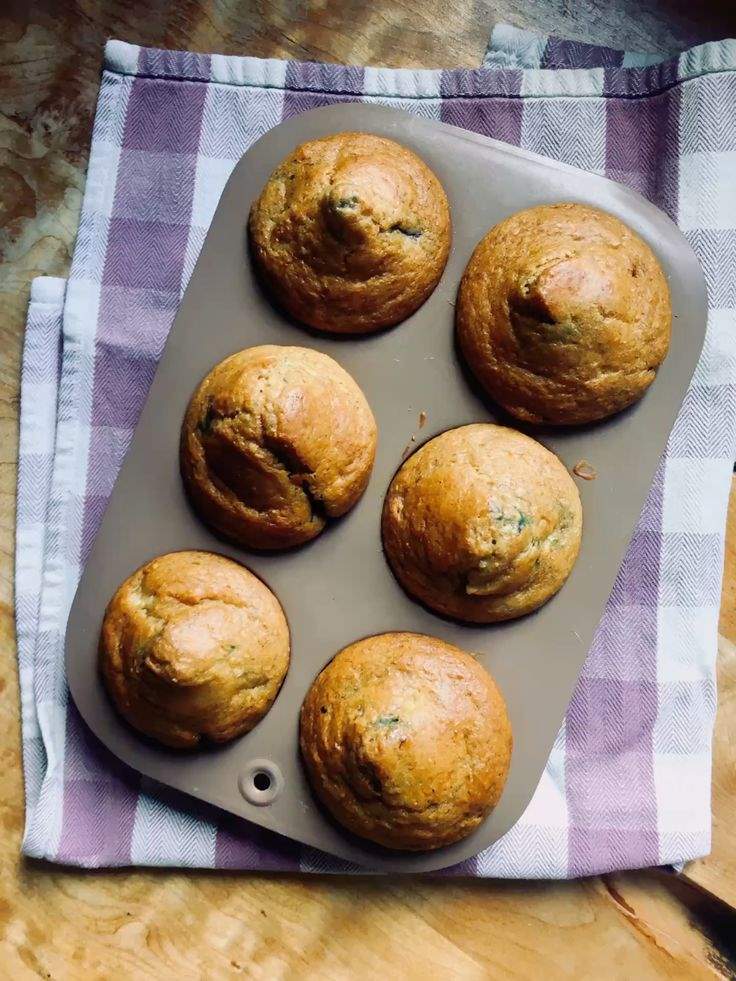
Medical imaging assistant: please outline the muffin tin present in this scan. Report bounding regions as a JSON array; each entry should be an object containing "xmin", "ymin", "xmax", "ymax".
[{"xmin": 65, "ymin": 103, "xmax": 707, "ymax": 873}]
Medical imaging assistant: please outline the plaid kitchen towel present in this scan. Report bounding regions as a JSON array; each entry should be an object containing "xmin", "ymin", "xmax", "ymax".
[{"xmin": 16, "ymin": 26, "xmax": 736, "ymax": 876}]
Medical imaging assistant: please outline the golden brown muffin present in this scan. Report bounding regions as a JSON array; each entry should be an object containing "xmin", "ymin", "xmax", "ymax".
[
  {"xmin": 99, "ymin": 551, "xmax": 289, "ymax": 749},
  {"xmin": 382, "ymin": 424, "xmax": 582, "ymax": 623},
  {"xmin": 300, "ymin": 632, "xmax": 512, "ymax": 851},
  {"xmin": 457, "ymin": 203, "xmax": 672, "ymax": 424},
  {"xmin": 180, "ymin": 345, "xmax": 377, "ymax": 550},
  {"xmin": 249, "ymin": 132, "xmax": 451, "ymax": 334}
]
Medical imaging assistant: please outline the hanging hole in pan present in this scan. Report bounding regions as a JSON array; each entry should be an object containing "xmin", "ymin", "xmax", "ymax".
[
  {"xmin": 239, "ymin": 759, "xmax": 284, "ymax": 806},
  {"xmin": 253, "ymin": 771, "xmax": 271, "ymax": 791}
]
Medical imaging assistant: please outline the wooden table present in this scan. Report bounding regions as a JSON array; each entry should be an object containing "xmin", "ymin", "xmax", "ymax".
[{"xmin": 1, "ymin": 3, "xmax": 735, "ymax": 976}]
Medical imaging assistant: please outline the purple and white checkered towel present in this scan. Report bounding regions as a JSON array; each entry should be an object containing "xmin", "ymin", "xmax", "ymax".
[{"xmin": 17, "ymin": 25, "xmax": 736, "ymax": 876}]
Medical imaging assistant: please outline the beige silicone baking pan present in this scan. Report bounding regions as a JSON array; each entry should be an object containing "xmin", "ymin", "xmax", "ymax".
[{"xmin": 65, "ymin": 103, "xmax": 707, "ymax": 873}]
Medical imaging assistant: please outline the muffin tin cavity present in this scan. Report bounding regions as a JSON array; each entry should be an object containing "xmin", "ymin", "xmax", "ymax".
[{"xmin": 248, "ymin": 132, "xmax": 451, "ymax": 334}]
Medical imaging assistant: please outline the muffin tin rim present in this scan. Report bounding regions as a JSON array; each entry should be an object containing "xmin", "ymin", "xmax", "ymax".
[{"xmin": 64, "ymin": 101, "xmax": 708, "ymax": 874}]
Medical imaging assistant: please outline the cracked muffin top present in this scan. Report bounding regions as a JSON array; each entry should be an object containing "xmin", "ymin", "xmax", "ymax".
[
  {"xmin": 248, "ymin": 132, "xmax": 451, "ymax": 334},
  {"xmin": 99, "ymin": 550, "xmax": 289, "ymax": 749},
  {"xmin": 382, "ymin": 424, "xmax": 582, "ymax": 623},
  {"xmin": 299, "ymin": 632, "xmax": 512, "ymax": 851},
  {"xmin": 456, "ymin": 203, "xmax": 671, "ymax": 424},
  {"xmin": 180, "ymin": 345, "xmax": 377, "ymax": 550}
]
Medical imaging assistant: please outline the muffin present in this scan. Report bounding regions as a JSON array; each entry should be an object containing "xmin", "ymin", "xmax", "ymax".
[
  {"xmin": 382, "ymin": 424, "xmax": 582, "ymax": 623},
  {"xmin": 300, "ymin": 632, "xmax": 512, "ymax": 851},
  {"xmin": 180, "ymin": 345, "xmax": 377, "ymax": 550},
  {"xmin": 457, "ymin": 203, "xmax": 672, "ymax": 424},
  {"xmin": 249, "ymin": 132, "xmax": 451, "ymax": 334},
  {"xmin": 100, "ymin": 551, "xmax": 289, "ymax": 749}
]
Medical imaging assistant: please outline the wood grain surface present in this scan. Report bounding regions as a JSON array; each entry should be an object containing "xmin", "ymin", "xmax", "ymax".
[{"xmin": 1, "ymin": 2, "xmax": 736, "ymax": 977}]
